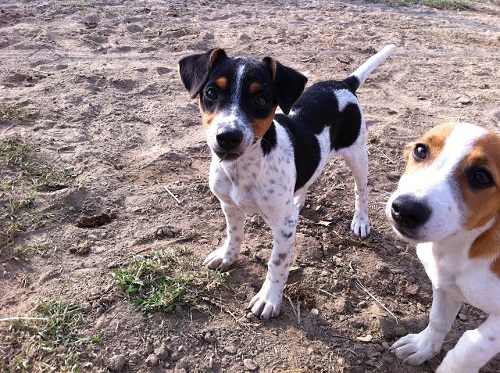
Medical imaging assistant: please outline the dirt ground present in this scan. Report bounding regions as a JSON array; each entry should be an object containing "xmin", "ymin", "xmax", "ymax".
[{"xmin": 1, "ymin": 0, "xmax": 500, "ymax": 372}]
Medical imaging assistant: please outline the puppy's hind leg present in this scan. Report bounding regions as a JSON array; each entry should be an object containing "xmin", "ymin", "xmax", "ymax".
[
  {"xmin": 204, "ymin": 200, "xmax": 245, "ymax": 271},
  {"xmin": 342, "ymin": 140, "xmax": 371, "ymax": 238}
]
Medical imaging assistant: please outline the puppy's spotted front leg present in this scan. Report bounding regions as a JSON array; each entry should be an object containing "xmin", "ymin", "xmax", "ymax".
[
  {"xmin": 248, "ymin": 213, "xmax": 298, "ymax": 320},
  {"xmin": 204, "ymin": 200, "xmax": 245, "ymax": 271}
]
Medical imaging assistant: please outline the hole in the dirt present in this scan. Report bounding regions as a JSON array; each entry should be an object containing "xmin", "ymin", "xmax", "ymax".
[{"xmin": 75, "ymin": 212, "xmax": 117, "ymax": 228}]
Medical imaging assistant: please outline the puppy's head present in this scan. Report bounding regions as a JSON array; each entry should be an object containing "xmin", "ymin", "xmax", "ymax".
[
  {"xmin": 386, "ymin": 122, "xmax": 500, "ymax": 243},
  {"xmin": 178, "ymin": 49, "xmax": 307, "ymax": 161}
]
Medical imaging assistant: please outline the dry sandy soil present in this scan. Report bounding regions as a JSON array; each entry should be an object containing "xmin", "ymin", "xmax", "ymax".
[{"xmin": 1, "ymin": 0, "xmax": 500, "ymax": 372}]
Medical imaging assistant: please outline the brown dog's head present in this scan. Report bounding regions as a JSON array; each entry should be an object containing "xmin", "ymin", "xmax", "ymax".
[{"xmin": 386, "ymin": 122, "xmax": 500, "ymax": 248}]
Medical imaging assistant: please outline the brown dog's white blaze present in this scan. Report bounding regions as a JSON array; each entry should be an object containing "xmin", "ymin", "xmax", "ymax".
[
  {"xmin": 461, "ymin": 132, "xmax": 500, "ymax": 275},
  {"xmin": 402, "ymin": 123, "xmax": 455, "ymax": 175}
]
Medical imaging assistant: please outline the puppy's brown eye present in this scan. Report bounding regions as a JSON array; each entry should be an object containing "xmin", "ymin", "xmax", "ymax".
[
  {"xmin": 469, "ymin": 167, "xmax": 494, "ymax": 189},
  {"xmin": 254, "ymin": 95, "xmax": 269, "ymax": 107},
  {"xmin": 412, "ymin": 144, "xmax": 428, "ymax": 161},
  {"xmin": 205, "ymin": 87, "xmax": 218, "ymax": 101}
]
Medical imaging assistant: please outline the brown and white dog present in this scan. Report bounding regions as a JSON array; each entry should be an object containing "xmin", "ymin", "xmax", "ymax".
[{"xmin": 386, "ymin": 122, "xmax": 500, "ymax": 372}]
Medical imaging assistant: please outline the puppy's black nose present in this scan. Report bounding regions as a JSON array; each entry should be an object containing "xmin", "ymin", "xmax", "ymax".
[
  {"xmin": 391, "ymin": 195, "xmax": 431, "ymax": 229},
  {"xmin": 216, "ymin": 129, "xmax": 243, "ymax": 152}
]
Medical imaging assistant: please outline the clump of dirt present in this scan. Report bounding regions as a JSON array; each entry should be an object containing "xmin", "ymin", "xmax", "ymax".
[{"xmin": 1, "ymin": 0, "xmax": 499, "ymax": 372}]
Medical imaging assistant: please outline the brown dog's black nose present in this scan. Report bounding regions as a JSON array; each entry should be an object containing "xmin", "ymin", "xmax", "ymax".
[
  {"xmin": 391, "ymin": 195, "xmax": 431, "ymax": 229},
  {"xmin": 216, "ymin": 129, "xmax": 243, "ymax": 152}
]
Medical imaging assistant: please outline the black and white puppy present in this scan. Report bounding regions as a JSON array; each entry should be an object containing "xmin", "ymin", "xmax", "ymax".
[{"xmin": 179, "ymin": 45, "xmax": 395, "ymax": 319}]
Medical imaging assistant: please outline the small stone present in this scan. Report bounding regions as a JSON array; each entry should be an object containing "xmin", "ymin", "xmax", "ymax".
[
  {"xmin": 238, "ymin": 33, "xmax": 252, "ymax": 42},
  {"xmin": 405, "ymin": 283, "xmax": 420, "ymax": 295},
  {"xmin": 458, "ymin": 96, "xmax": 472, "ymax": 105},
  {"xmin": 333, "ymin": 298, "xmax": 346, "ymax": 313},
  {"xmin": 307, "ymin": 346, "xmax": 314, "ymax": 355},
  {"xmin": 126, "ymin": 24, "xmax": 143, "ymax": 33},
  {"xmin": 243, "ymin": 358, "xmax": 259, "ymax": 371},
  {"xmin": 356, "ymin": 334, "xmax": 373, "ymax": 342},
  {"xmin": 289, "ymin": 266, "xmax": 300, "ymax": 274},
  {"xmin": 83, "ymin": 14, "xmax": 99, "ymax": 29},
  {"xmin": 108, "ymin": 353, "xmax": 126, "ymax": 371},
  {"xmin": 145, "ymin": 354, "xmax": 158, "ymax": 367},
  {"xmin": 337, "ymin": 357, "xmax": 345, "ymax": 365},
  {"xmin": 458, "ymin": 312, "xmax": 467, "ymax": 321},
  {"xmin": 204, "ymin": 332, "xmax": 216, "ymax": 343},
  {"xmin": 381, "ymin": 341, "xmax": 390, "ymax": 350},
  {"xmin": 229, "ymin": 364, "xmax": 244, "ymax": 373},
  {"xmin": 154, "ymin": 344, "xmax": 169, "ymax": 360},
  {"xmin": 81, "ymin": 302, "xmax": 92, "ymax": 312},
  {"xmin": 175, "ymin": 356, "xmax": 190, "ymax": 370},
  {"xmin": 129, "ymin": 350, "xmax": 141, "ymax": 364},
  {"xmin": 224, "ymin": 345, "xmax": 237, "ymax": 354},
  {"xmin": 69, "ymin": 242, "xmax": 91, "ymax": 256},
  {"xmin": 310, "ymin": 308, "xmax": 319, "ymax": 316}
]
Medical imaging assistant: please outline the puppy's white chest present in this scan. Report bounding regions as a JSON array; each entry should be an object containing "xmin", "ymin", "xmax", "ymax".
[
  {"xmin": 417, "ymin": 243, "xmax": 468, "ymax": 301},
  {"xmin": 210, "ymin": 161, "xmax": 262, "ymax": 214}
]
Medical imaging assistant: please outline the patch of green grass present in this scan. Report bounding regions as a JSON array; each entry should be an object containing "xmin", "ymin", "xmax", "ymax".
[
  {"xmin": 0, "ymin": 299, "xmax": 102, "ymax": 372},
  {"xmin": 0, "ymin": 103, "xmax": 31, "ymax": 121},
  {"xmin": 112, "ymin": 247, "xmax": 231, "ymax": 313},
  {"xmin": 0, "ymin": 243, "xmax": 49, "ymax": 261},
  {"xmin": 366, "ymin": 0, "xmax": 475, "ymax": 9},
  {"xmin": 0, "ymin": 134, "xmax": 75, "ymax": 249},
  {"xmin": 0, "ymin": 134, "xmax": 75, "ymax": 191}
]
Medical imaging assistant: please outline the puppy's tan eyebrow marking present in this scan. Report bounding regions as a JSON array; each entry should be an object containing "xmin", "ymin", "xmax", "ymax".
[
  {"xmin": 215, "ymin": 76, "xmax": 228, "ymax": 89},
  {"xmin": 249, "ymin": 82, "xmax": 261, "ymax": 94}
]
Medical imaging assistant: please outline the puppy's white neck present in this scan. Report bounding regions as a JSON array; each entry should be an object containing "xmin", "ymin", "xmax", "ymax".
[{"xmin": 420, "ymin": 217, "xmax": 495, "ymax": 257}]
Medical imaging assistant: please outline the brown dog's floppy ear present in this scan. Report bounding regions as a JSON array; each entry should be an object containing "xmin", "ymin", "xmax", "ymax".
[
  {"xmin": 263, "ymin": 57, "xmax": 307, "ymax": 115},
  {"xmin": 179, "ymin": 48, "xmax": 227, "ymax": 98}
]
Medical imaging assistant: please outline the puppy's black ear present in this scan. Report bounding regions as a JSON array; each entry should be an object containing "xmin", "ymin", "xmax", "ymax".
[
  {"xmin": 263, "ymin": 57, "xmax": 307, "ymax": 115},
  {"xmin": 179, "ymin": 48, "xmax": 227, "ymax": 98}
]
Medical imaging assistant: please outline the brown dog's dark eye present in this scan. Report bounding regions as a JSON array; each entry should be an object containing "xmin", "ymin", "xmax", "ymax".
[
  {"xmin": 204, "ymin": 87, "xmax": 218, "ymax": 101},
  {"xmin": 412, "ymin": 144, "xmax": 428, "ymax": 161},
  {"xmin": 469, "ymin": 167, "xmax": 494, "ymax": 189},
  {"xmin": 254, "ymin": 95, "xmax": 269, "ymax": 107}
]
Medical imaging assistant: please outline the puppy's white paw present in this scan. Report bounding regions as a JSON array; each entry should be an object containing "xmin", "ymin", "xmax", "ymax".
[
  {"xmin": 351, "ymin": 214, "xmax": 370, "ymax": 238},
  {"xmin": 391, "ymin": 331, "xmax": 442, "ymax": 366},
  {"xmin": 248, "ymin": 282, "xmax": 282, "ymax": 320},
  {"xmin": 203, "ymin": 247, "xmax": 236, "ymax": 271}
]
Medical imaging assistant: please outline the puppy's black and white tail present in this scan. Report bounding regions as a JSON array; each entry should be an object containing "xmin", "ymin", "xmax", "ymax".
[{"xmin": 344, "ymin": 44, "xmax": 396, "ymax": 93}]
